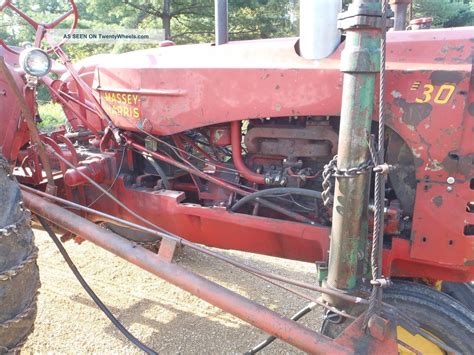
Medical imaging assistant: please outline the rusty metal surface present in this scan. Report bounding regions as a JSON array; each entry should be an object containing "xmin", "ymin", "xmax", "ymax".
[
  {"xmin": 334, "ymin": 314, "xmax": 398, "ymax": 354},
  {"xmin": 90, "ymin": 177, "xmax": 330, "ymax": 263},
  {"xmin": 244, "ymin": 122, "xmax": 338, "ymax": 158},
  {"xmin": 22, "ymin": 189, "xmax": 351, "ymax": 354},
  {"xmin": 0, "ymin": 12, "xmax": 472, "ymax": 285},
  {"xmin": 63, "ymin": 27, "xmax": 473, "ymax": 278},
  {"xmin": 230, "ymin": 121, "xmax": 265, "ymax": 185},
  {"xmin": 327, "ymin": 0, "xmax": 382, "ymax": 293},
  {"xmin": 0, "ymin": 57, "xmax": 56, "ymax": 190},
  {"xmin": 78, "ymin": 28, "xmax": 472, "ymax": 134}
]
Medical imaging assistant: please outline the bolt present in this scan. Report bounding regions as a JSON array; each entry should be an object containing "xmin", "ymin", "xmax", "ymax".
[
  {"xmin": 447, "ymin": 177, "xmax": 455, "ymax": 184},
  {"xmin": 447, "ymin": 186, "xmax": 453, "ymax": 192}
]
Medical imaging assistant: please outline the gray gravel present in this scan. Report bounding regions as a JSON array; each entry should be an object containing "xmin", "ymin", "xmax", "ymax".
[{"xmin": 24, "ymin": 230, "xmax": 324, "ymax": 354}]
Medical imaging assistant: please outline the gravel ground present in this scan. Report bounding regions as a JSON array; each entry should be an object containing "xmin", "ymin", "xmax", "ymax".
[{"xmin": 23, "ymin": 229, "xmax": 325, "ymax": 354}]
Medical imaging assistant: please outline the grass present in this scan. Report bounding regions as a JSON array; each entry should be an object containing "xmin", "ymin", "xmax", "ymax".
[{"xmin": 38, "ymin": 103, "xmax": 67, "ymax": 132}]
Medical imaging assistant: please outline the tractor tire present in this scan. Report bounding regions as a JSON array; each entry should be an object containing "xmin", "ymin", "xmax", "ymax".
[
  {"xmin": 0, "ymin": 157, "xmax": 40, "ymax": 352},
  {"xmin": 441, "ymin": 282, "xmax": 474, "ymax": 311},
  {"xmin": 321, "ymin": 281, "xmax": 474, "ymax": 354}
]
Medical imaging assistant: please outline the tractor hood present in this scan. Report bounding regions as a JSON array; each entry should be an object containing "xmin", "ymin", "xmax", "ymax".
[{"xmin": 84, "ymin": 27, "xmax": 473, "ymax": 136}]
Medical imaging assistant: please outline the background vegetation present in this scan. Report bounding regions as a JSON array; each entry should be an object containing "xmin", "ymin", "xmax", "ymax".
[
  {"xmin": 1, "ymin": 0, "xmax": 472, "ymax": 130},
  {"xmin": 1, "ymin": 0, "xmax": 472, "ymax": 60}
]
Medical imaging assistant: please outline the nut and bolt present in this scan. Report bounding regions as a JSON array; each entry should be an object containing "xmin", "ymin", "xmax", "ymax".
[{"xmin": 446, "ymin": 177, "xmax": 455, "ymax": 192}]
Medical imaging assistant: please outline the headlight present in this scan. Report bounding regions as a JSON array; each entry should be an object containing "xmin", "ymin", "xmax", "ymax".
[{"xmin": 19, "ymin": 48, "xmax": 52, "ymax": 77}]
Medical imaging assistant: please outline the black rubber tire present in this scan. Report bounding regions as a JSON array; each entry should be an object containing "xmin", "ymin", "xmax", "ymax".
[
  {"xmin": 322, "ymin": 281, "xmax": 474, "ymax": 354},
  {"xmin": 441, "ymin": 282, "xmax": 474, "ymax": 311},
  {"xmin": 0, "ymin": 158, "xmax": 40, "ymax": 352}
]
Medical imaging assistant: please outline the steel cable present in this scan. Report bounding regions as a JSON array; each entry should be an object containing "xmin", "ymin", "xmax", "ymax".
[
  {"xmin": 25, "ymin": 184, "xmax": 452, "ymax": 351},
  {"xmin": 364, "ymin": 0, "xmax": 388, "ymax": 329},
  {"xmin": 21, "ymin": 184, "xmax": 367, "ymax": 305}
]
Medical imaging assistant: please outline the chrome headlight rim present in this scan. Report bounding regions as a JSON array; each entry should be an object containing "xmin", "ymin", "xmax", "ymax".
[{"xmin": 19, "ymin": 47, "xmax": 52, "ymax": 77}]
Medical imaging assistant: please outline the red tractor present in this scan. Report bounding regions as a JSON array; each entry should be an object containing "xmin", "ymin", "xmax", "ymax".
[{"xmin": 0, "ymin": 0, "xmax": 473, "ymax": 353}]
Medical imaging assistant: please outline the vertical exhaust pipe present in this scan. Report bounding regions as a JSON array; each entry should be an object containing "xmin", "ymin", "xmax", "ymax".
[
  {"xmin": 299, "ymin": 0, "xmax": 342, "ymax": 60},
  {"xmin": 390, "ymin": 0, "xmax": 411, "ymax": 31},
  {"xmin": 215, "ymin": 0, "xmax": 228, "ymax": 45}
]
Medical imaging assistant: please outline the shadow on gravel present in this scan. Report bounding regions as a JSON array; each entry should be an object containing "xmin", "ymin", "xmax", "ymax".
[{"xmin": 69, "ymin": 294, "xmax": 258, "ymax": 351}]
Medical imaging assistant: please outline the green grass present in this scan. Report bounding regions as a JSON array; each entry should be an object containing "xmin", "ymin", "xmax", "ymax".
[{"xmin": 38, "ymin": 103, "xmax": 67, "ymax": 132}]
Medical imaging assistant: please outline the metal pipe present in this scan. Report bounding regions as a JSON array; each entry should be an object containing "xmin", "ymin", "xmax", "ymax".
[
  {"xmin": 326, "ymin": 0, "xmax": 382, "ymax": 295},
  {"xmin": 169, "ymin": 181, "xmax": 199, "ymax": 192},
  {"xmin": 389, "ymin": 0, "xmax": 411, "ymax": 31},
  {"xmin": 230, "ymin": 121, "xmax": 265, "ymax": 185},
  {"xmin": 214, "ymin": 0, "xmax": 228, "ymax": 45},
  {"xmin": 129, "ymin": 138, "xmax": 245, "ymax": 195},
  {"xmin": 21, "ymin": 184, "xmax": 368, "ymax": 305},
  {"xmin": 131, "ymin": 138, "xmax": 310, "ymax": 223},
  {"xmin": 22, "ymin": 190, "xmax": 350, "ymax": 354},
  {"xmin": 299, "ymin": 0, "xmax": 342, "ymax": 59},
  {"xmin": 247, "ymin": 302, "xmax": 318, "ymax": 354}
]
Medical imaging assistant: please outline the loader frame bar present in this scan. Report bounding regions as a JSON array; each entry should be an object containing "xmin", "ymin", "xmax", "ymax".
[{"xmin": 22, "ymin": 190, "xmax": 398, "ymax": 353}]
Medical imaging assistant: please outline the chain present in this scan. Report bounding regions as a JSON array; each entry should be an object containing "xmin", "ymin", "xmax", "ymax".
[
  {"xmin": 0, "ymin": 291, "xmax": 39, "ymax": 330},
  {"xmin": 322, "ymin": 155, "xmax": 374, "ymax": 207},
  {"xmin": 136, "ymin": 239, "xmax": 161, "ymax": 252},
  {"xmin": 103, "ymin": 224, "xmax": 161, "ymax": 252},
  {"xmin": 0, "ymin": 334, "xmax": 30, "ymax": 354},
  {"xmin": 0, "ymin": 157, "xmax": 13, "ymax": 177},
  {"xmin": 0, "ymin": 211, "xmax": 30, "ymax": 238},
  {"xmin": 321, "ymin": 156, "xmax": 337, "ymax": 207},
  {"xmin": 0, "ymin": 291, "xmax": 38, "ymax": 353},
  {"xmin": 0, "ymin": 161, "xmax": 35, "ymax": 352},
  {"xmin": 0, "ymin": 247, "xmax": 38, "ymax": 281}
]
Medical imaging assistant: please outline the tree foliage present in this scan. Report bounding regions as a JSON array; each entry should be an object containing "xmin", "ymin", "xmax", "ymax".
[
  {"xmin": 412, "ymin": 0, "xmax": 473, "ymax": 28},
  {"xmin": 0, "ymin": 0, "xmax": 472, "ymax": 60},
  {"xmin": 0, "ymin": 0, "xmax": 299, "ymax": 59}
]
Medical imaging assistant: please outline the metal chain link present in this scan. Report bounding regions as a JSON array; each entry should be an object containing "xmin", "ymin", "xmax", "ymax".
[
  {"xmin": 322, "ymin": 156, "xmax": 338, "ymax": 207},
  {"xmin": 0, "ymin": 158, "xmax": 13, "ymax": 178},
  {"xmin": 0, "ymin": 291, "xmax": 39, "ymax": 330},
  {"xmin": 0, "ymin": 334, "xmax": 30, "ymax": 354},
  {"xmin": 0, "ymin": 160, "xmax": 36, "ymax": 353},
  {"xmin": 0, "ymin": 247, "xmax": 38, "ymax": 281},
  {"xmin": 0, "ymin": 211, "xmax": 30, "ymax": 239},
  {"xmin": 322, "ymin": 155, "xmax": 374, "ymax": 207},
  {"xmin": 136, "ymin": 239, "xmax": 161, "ymax": 252}
]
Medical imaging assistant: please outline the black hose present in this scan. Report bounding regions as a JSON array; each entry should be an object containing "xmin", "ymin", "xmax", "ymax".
[
  {"xmin": 143, "ymin": 153, "xmax": 171, "ymax": 190},
  {"xmin": 231, "ymin": 187, "xmax": 322, "ymax": 212},
  {"xmin": 37, "ymin": 216, "xmax": 158, "ymax": 355},
  {"xmin": 245, "ymin": 302, "xmax": 316, "ymax": 354}
]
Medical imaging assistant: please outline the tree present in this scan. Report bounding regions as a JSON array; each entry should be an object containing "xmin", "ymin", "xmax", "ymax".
[
  {"xmin": 121, "ymin": 0, "xmax": 298, "ymax": 44},
  {"xmin": 412, "ymin": 0, "xmax": 473, "ymax": 28}
]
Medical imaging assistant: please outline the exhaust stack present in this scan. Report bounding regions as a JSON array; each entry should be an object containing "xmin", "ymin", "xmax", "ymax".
[
  {"xmin": 299, "ymin": 0, "xmax": 342, "ymax": 60},
  {"xmin": 390, "ymin": 0, "xmax": 411, "ymax": 31},
  {"xmin": 215, "ymin": 0, "xmax": 228, "ymax": 45}
]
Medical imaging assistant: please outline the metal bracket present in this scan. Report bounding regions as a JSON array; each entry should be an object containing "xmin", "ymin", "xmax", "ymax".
[{"xmin": 158, "ymin": 238, "xmax": 178, "ymax": 262}]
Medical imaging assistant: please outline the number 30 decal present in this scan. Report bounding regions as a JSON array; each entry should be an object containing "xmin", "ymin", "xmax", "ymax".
[{"xmin": 413, "ymin": 82, "xmax": 456, "ymax": 105}]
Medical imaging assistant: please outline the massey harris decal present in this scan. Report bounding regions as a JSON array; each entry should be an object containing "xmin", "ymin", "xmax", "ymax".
[{"xmin": 101, "ymin": 91, "xmax": 141, "ymax": 119}]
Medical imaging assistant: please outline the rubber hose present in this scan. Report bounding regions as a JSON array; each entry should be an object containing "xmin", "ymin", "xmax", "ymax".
[
  {"xmin": 231, "ymin": 187, "xmax": 322, "ymax": 212},
  {"xmin": 143, "ymin": 154, "xmax": 171, "ymax": 190},
  {"xmin": 37, "ymin": 216, "xmax": 158, "ymax": 355}
]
